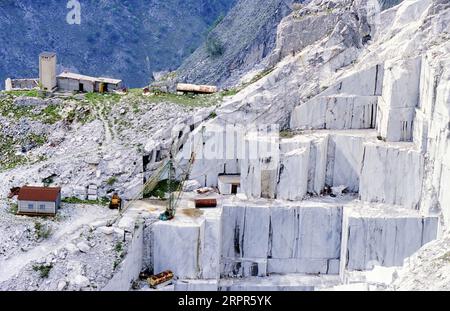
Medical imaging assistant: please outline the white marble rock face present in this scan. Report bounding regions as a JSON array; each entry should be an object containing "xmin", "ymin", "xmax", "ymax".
[
  {"xmin": 174, "ymin": 280, "xmax": 219, "ymax": 291},
  {"xmin": 200, "ymin": 209, "xmax": 223, "ymax": 280},
  {"xmin": 376, "ymin": 57, "xmax": 422, "ymax": 142},
  {"xmin": 307, "ymin": 135, "xmax": 329, "ymax": 195},
  {"xmin": 341, "ymin": 211, "xmax": 439, "ymax": 272},
  {"xmin": 153, "ymin": 220, "xmax": 203, "ymax": 279},
  {"xmin": 276, "ymin": 147, "xmax": 310, "ymax": 201},
  {"xmin": 221, "ymin": 203, "xmax": 343, "ymax": 276},
  {"xmin": 291, "ymin": 95, "xmax": 378, "ymax": 130},
  {"xmin": 326, "ymin": 134, "xmax": 365, "ymax": 192},
  {"xmin": 221, "ymin": 258, "xmax": 268, "ymax": 278},
  {"xmin": 359, "ymin": 142, "xmax": 424, "ymax": 209}
]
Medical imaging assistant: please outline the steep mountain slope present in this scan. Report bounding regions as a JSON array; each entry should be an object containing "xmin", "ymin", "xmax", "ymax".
[
  {"xmin": 0, "ymin": 0, "xmax": 236, "ymax": 89},
  {"xmin": 175, "ymin": 0, "xmax": 403, "ymax": 88},
  {"xmin": 175, "ymin": 0, "xmax": 296, "ymax": 88}
]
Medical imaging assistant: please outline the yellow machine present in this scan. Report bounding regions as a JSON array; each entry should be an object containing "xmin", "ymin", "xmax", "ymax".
[{"xmin": 109, "ymin": 193, "xmax": 122, "ymax": 210}]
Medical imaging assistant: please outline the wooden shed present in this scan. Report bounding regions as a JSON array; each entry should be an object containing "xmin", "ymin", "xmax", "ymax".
[{"xmin": 17, "ymin": 186, "xmax": 62, "ymax": 216}]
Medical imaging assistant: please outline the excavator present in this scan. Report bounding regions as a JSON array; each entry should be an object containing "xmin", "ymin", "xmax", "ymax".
[{"xmin": 109, "ymin": 193, "xmax": 122, "ymax": 210}]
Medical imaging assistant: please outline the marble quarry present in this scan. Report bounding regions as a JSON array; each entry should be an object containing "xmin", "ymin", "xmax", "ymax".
[{"xmin": 138, "ymin": 1, "xmax": 450, "ymax": 290}]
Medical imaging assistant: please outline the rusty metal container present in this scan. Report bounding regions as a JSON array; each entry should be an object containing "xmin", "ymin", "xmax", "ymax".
[
  {"xmin": 177, "ymin": 83, "xmax": 218, "ymax": 94},
  {"xmin": 148, "ymin": 270, "xmax": 174, "ymax": 288},
  {"xmin": 195, "ymin": 198, "xmax": 218, "ymax": 208}
]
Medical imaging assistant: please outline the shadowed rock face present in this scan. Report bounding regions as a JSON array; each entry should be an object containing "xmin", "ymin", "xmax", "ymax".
[
  {"xmin": 176, "ymin": 0, "xmax": 297, "ymax": 89},
  {"xmin": 0, "ymin": 0, "xmax": 236, "ymax": 89}
]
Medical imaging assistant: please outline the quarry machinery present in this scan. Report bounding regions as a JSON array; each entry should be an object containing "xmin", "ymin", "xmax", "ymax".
[
  {"xmin": 158, "ymin": 151, "xmax": 196, "ymax": 221},
  {"xmin": 109, "ymin": 193, "xmax": 122, "ymax": 210},
  {"xmin": 106, "ymin": 128, "xmax": 201, "ymax": 226}
]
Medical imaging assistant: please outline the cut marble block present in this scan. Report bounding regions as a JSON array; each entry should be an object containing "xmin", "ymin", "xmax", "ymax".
[
  {"xmin": 267, "ymin": 259, "xmax": 328, "ymax": 274},
  {"xmin": 321, "ymin": 64, "xmax": 384, "ymax": 97},
  {"xmin": 381, "ymin": 57, "xmax": 421, "ymax": 110},
  {"xmin": 269, "ymin": 203, "xmax": 343, "ymax": 260},
  {"xmin": 276, "ymin": 147, "xmax": 310, "ymax": 201},
  {"xmin": 326, "ymin": 132, "xmax": 369, "ymax": 192},
  {"xmin": 412, "ymin": 109, "xmax": 428, "ymax": 151},
  {"xmin": 279, "ymin": 136, "xmax": 311, "ymax": 154},
  {"xmin": 153, "ymin": 218, "xmax": 203, "ymax": 279},
  {"xmin": 221, "ymin": 203, "xmax": 270, "ymax": 259},
  {"xmin": 376, "ymin": 57, "xmax": 421, "ymax": 142},
  {"xmin": 200, "ymin": 208, "xmax": 223, "ymax": 279},
  {"xmin": 340, "ymin": 204, "xmax": 439, "ymax": 273},
  {"xmin": 219, "ymin": 274, "xmax": 341, "ymax": 291},
  {"xmin": 307, "ymin": 135, "xmax": 329, "ymax": 194},
  {"xmin": 290, "ymin": 95, "xmax": 378, "ymax": 130},
  {"xmin": 175, "ymin": 280, "xmax": 219, "ymax": 291},
  {"xmin": 221, "ymin": 258, "xmax": 268, "ymax": 278},
  {"xmin": 152, "ymin": 207, "xmax": 222, "ymax": 280},
  {"xmin": 221, "ymin": 200, "xmax": 344, "ymax": 276},
  {"xmin": 240, "ymin": 133, "xmax": 280, "ymax": 199},
  {"xmin": 359, "ymin": 141, "xmax": 424, "ymax": 209},
  {"xmin": 376, "ymin": 98, "xmax": 416, "ymax": 142}
]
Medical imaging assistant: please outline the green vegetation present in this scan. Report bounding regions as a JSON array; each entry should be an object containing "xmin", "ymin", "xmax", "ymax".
[
  {"xmin": 3, "ymin": 90, "xmax": 41, "ymax": 98},
  {"xmin": 62, "ymin": 197, "xmax": 109, "ymax": 206},
  {"xmin": 34, "ymin": 222, "xmax": 52, "ymax": 240},
  {"xmin": 8, "ymin": 203, "xmax": 18, "ymax": 215},
  {"xmin": 85, "ymin": 92, "xmax": 121, "ymax": 104},
  {"xmin": 113, "ymin": 241, "xmax": 125, "ymax": 270},
  {"xmin": 107, "ymin": 176, "xmax": 118, "ymax": 186},
  {"xmin": 144, "ymin": 179, "xmax": 181, "ymax": 199},
  {"xmin": 206, "ymin": 35, "xmax": 225, "ymax": 58},
  {"xmin": 128, "ymin": 88, "xmax": 223, "ymax": 107},
  {"xmin": 439, "ymin": 251, "xmax": 450, "ymax": 262},
  {"xmin": 0, "ymin": 135, "xmax": 27, "ymax": 172},
  {"xmin": 115, "ymin": 241, "xmax": 123, "ymax": 253},
  {"xmin": 33, "ymin": 264, "xmax": 53, "ymax": 278},
  {"xmin": 0, "ymin": 94, "xmax": 62, "ymax": 124},
  {"xmin": 280, "ymin": 131, "xmax": 296, "ymax": 139},
  {"xmin": 41, "ymin": 105, "xmax": 61, "ymax": 124}
]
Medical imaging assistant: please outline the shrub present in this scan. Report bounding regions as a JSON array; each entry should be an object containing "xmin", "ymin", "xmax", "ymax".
[
  {"xmin": 206, "ymin": 35, "xmax": 225, "ymax": 58},
  {"xmin": 33, "ymin": 264, "xmax": 53, "ymax": 278},
  {"xmin": 107, "ymin": 176, "xmax": 118, "ymax": 186},
  {"xmin": 34, "ymin": 222, "xmax": 52, "ymax": 240}
]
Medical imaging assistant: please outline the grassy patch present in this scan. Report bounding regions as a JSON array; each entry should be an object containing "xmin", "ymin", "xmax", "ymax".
[
  {"xmin": 85, "ymin": 92, "xmax": 121, "ymax": 104},
  {"xmin": 144, "ymin": 179, "xmax": 181, "ymax": 199},
  {"xmin": 62, "ymin": 197, "xmax": 109, "ymax": 206},
  {"xmin": 280, "ymin": 131, "xmax": 296, "ymax": 139},
  {"xmin": 33, "ymin": 264, "xmax": 53, "ymax": 278},
  {"xmin": 34, "ymin": 222, "xmax": 52, "ymax": 240},
  {"xmin": 3, "ymin": 90, "xmax": 41, "ymax": 98},
  {"xmin": 8, "ymin": 203, "xmax": 18, "ymax": 215},
  {"xmin": 106, "ymin": 176, "xmax": 118, "ymax": 186},
  {"xmin": 41, "ymin": 105, "xmax": 62, "ymax": 124},
  {"xmin": 0, "ymin": 135, "xmax": 28, "ymax": 172}
]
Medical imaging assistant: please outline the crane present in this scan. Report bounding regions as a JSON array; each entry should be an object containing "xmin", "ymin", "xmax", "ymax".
[{"xmin": 107, "ymin": 125, "xmax": 204, "ymax": 226}]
